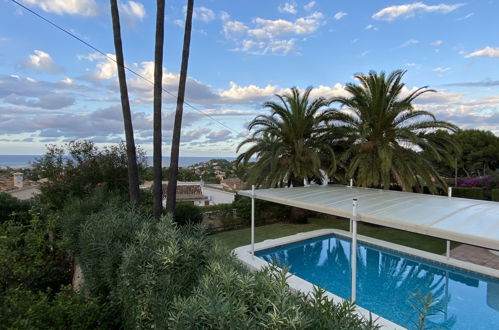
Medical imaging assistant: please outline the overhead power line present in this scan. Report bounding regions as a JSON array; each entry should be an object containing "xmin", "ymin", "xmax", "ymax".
[{"xmin": 8, "ymin": 0, "xmax": 242, "ymax": 136}]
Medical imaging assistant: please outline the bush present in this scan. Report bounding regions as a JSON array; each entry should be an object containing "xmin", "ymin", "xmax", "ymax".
[
  {"xmin": 117, "ymin": 218, "xmax": 210, "ymax": 328},
  {"xmin": 59, "ymin": 187, "xmax": 125, "ymax": 255},
  {"xmin": 452, "ymin": 187, "xmax": 484, "ymax": 200},
  {"xmin": 168, "ymin": 248, "xmax": 380, "ymax": 330},
  {"xmin": 234, "ymin": 195, "xmax": 293, "ymax": 224},
  {"xmin": 174, "ymin": 202, "xmax": 203, "ymax": 225},
  {"xmin": 33, "ymin": 141, "xmax": 147, "ymax": 210},
  {"xmin": 78, "ymin": 203, "xmax": 151, "ymax": 300},
  {"xmin": 0, "ymin": 212, "xmax": 70, "ymax": 293},
  {"xmin": 492, "ymin": 189, "xmax": 499, "ymax": 202},
  {"xmin": 0, "ymin": 286, "xmax": 116, "ymax": 329},
  {"xmin": 0, "ymin": 192, "xmax": 32, "ymax": 223}
]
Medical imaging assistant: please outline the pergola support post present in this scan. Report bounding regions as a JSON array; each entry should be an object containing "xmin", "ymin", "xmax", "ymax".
[
  {"xmin": 446, "ymin": 187, "xmax": 452, "ymax": 259},
  {"xmin": 351, "ymin": 198, "xmax": 358, "ymax": 303},
  {"xmin": 251, "ymin": 185, "xmax": 255, "ymax": 256}
]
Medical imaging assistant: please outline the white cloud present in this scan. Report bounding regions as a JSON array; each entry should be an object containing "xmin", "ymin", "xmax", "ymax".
[
  {"xmin": 119, "ymin": 1, "xmax": 146, "ymax": 22},
  {"xmin": 83, "ymin": 53, "xmax": 118, "ymax": 80},
  {"xmin": 430, "ymin": 40, "xmax": 443, "ymax": 47},
  {"xmin": 304, "ymin": 1, "xmax": 316, "ymax": 11},
  {"xmin": 220, "ymin": 11, "xmax": 230, "ymax": 22},
  {"xmin": 400, "ymin": 39, "xmax": 419, "ymax": 48},
  {"xmin": 22, "ymin": 0, "xmax": 98, "ymax": 16},
  {"xmin": 249, "ymin": 12, "xmax": 324, "ymax": 39},
  {"xmin": 220, "ymin": 82, "xmax": 277, "ymax": 102},
  {"xmin": 333, "ymin": 11, "xmax": 347, "ymax": 20},
  {"xmin": 405, "ymin": 63, "xmax": 418, "ymax": 67},
  {"xmin": 278, "ymin": 1, "xmax": 297, "ymax": 15},
  {"xmin": 432, "ymin": 67, "xmax": 451, "ymax": 73},
  {"xmin": 193, "ymin": 6, "xmax": 215, "ymax": 23},
  {"xmin": 223, "ymin": 20, "xmax": 248, "ymax": 39},
  {"xmin": 20, "ymin": 50, "xmax": 63, "ymax": 74},
  {"xmin": 364, "ymin": 24, "xmax": 378, "ymax": 31},
  {"xmin": 465, "ymin": 46, "xmax": 499, "ymax": 58},
  {"xmin": 372, "ymin": 2, "xmax": 464, "ymax": 21},
  {"xmin": 224, "ymin": 12, "xmax": 324, "ymax": 55}
]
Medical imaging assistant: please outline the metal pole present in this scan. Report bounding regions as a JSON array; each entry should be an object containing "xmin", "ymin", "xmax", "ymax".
[
  {"xmin": 448, "ymin": 187, "xmax": 452, "ymax": 198},
  {"xmin": 349, "ymin": 178, "xmax": 353, "ymax": 187},
  {"xmin": 251, "ymin": 185, "xmax": 255, "ymax": 256},
  {"xmin": 445, "ymin": 241, "xmax": 450, "ymax": 259},
  {"xmin": 351, "ymin": 198, "xmax": 358, "ymax": 303}
]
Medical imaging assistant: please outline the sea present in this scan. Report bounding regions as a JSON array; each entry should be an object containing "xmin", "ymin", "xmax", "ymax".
[{"xmin": 0, "ymin": 155, "xmax": 236, "ymax": 169}]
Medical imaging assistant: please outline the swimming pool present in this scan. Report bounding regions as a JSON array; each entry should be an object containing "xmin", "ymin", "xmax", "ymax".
[{"xmin": 256, "ymin": 234, "xmax": 499, "ymax": 329}]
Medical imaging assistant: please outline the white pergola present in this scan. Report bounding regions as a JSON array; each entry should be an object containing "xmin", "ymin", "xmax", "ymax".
[{"xmin": 238, "ymin": 184, "xmax": 499, "ymax": 302}]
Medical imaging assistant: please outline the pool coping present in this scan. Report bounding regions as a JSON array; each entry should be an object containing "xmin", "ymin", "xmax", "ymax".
[{"xmin": 233, "ymin": 228, "xmax": 499, "ymax": 330}]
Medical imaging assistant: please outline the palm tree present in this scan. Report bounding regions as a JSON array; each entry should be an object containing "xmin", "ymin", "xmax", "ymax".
[
  {"xmin": 109, "ymin": 0, "xmax": 140, "ymax": 205},
  {"xmin": 153, "ymin": 0, "xmax": 165, "ymax": 219},
  {"xmin": 166, "ymin": 0, "xmax": 194, "ymax": 214},
  {"xmin": 326, "ymin": 70, "xmax": 458, "ymax": 193},
  {"xmin": 237, "ymin": 87, "xmax": 335, "ymax": 188}
]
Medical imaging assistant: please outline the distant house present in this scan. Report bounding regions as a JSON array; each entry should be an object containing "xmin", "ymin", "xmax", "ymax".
[
  {"xmin": 0, "ymin": 173, "xmax": 41, "ymax": 200},
  {"xmin": 162, "ymin": 183, "xmax": 208, "ymax": 206},
  {"xmin": 221, "ymin": 178, "xmax": 244, "ymax": 191}
]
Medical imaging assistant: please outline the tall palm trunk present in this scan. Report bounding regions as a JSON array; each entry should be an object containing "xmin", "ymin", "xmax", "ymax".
[
  {"xmin": 153, "ymin": 0, "xmax": 165, "ymax": 219},
  {"xmin": 166, "ymin": 0, "xmax": 194, "ymax": 214},
  {"xmin": 110, "ymin": 0, "xmax": 140, "ymax": 205}
]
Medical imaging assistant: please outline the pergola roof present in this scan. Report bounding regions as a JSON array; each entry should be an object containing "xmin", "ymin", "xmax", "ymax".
[{"xmin": 238, "ymin": 185, "xmax": 499, "ymax": 250}]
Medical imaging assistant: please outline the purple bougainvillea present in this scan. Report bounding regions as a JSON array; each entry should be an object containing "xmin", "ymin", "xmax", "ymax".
[{"xmin": 458, "ymin": 176, "xmax": 499, "ymax": 189}]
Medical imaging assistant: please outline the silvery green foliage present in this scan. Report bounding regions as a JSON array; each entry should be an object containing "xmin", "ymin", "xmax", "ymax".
[
  {"xmin": 117, "ymin": 218, "xmax": 209, "ymax": 329},
  {"xmin": 167, "ymin": 249, "xmax": 380, "ymax": 330}
]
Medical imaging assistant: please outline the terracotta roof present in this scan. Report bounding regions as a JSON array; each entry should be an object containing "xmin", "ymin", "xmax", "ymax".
[
  {"xmin": 162, "ymin": 183, "xmax": 205, "ymax": 201},
  {"xmin": 221, "ymin": 177, "xmax": 244, "ymax": 191}
]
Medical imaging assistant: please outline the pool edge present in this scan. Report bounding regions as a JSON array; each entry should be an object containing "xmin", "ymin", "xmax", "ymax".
[{"xmin": 233, "ymin": 228, "xmax": 499, "ymax": 330}]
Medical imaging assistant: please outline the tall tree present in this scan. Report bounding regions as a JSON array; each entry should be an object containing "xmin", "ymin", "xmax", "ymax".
[
  {"xmin": 327, "ymin": 70, "xmax": 459, "ymax": 193},
  {"xmin": 166, "ymin": 0, "xmax": 194, "ymax": 214},
  {"xmin": 109, "ymin": 0, "xmax": 140, "ymax": 205},
  {"xmin": 237, "ymin": 87, "xmax": 335, "ymax": 188},
  {"xmin": 153, "ymin": 0, "xmax": 165, "ymax": 219}
]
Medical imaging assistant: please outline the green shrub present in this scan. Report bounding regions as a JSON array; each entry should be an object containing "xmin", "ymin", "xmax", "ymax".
[
  {"xmin": 33, "ymin": 141, "xmax": 147, "ymax": 210},
  {"xmin": 78, "ymin": 203, "xmax": 151, "ymax": 299},
  {"xmin": 59, "ymin": 187, "xmax": 125, "ymax": 255},
  {"xmin": 168, "ymin": 248, "xmax": 380, "ymax": 330},
  {"xmin": 174, "ymin": 202, "xmax": 203, "ymax": 225},
  {"xmin": 0, "ymin": 286, "xmax": 116, "ymax": 329},
  {"xmin": 0, "ymin": 213, "xmax": 70, "ymax": 293},
  {"xmin": 492, "ymin": 189, "xmax": 499, "ymax": 202},
  {"xmin": 234, "ymin": 195, "xmax": 292, "ymax": 224},
  {"xmin": 0, "ymin": 192, "xmax": 32, "ymax": 223},
  {"xmin": 117, "ymin": 218, "xmax": 210, "ymax": 328},
  {"xmin": 452, "ymin": 187, "xmax": 484, "ymax": 200}
]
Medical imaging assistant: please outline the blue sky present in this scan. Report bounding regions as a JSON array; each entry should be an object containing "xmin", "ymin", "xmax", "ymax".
[{"xmin": 1, "ymin": 0, "xmax": 498, "ymax": 156}]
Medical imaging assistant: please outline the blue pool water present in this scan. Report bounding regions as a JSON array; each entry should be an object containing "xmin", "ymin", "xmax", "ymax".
[{"xmin": 256, "ymin": 234, "xmax": 499, "ymax": 329}]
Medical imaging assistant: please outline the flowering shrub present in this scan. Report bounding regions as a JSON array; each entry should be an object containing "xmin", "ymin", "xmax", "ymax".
[{"xmin": 458, "ymin": 176, "xmax": 498, "ymax": 189}]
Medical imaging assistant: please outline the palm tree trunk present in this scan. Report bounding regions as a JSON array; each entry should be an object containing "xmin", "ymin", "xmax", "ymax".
[
  {"xmin": 289, "ymin": 176, "xmax": 307, "ymax": 223},
  {"xmin": 166, "ymin": 0, "xmax": 194, "ymax": 214},
  {"xmin": 153, "ymin": 0, "xmax": 165, "ymax": 219},
  {"xmin": 109, "ymin": 0, "xmax": 140, "ymax": 205}
]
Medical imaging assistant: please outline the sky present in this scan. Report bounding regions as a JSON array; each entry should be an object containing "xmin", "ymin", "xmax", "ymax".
[{"xmin": 1, "ymin": 0, "xmax": 498, "ymax": 156}]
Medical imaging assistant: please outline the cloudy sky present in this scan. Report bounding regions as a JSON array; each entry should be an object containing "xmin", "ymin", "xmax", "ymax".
[{"xmin": 1, "ymin": 0, "xmax": 498, "ymax": 156}]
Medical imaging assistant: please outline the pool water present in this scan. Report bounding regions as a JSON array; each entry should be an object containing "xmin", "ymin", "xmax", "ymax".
[{"xmin": 256, "ymin": 234, "xmax": 499, "ymax": 329}]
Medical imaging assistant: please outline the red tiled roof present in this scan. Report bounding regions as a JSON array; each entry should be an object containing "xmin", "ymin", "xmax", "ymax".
[{"xmin": 162, "ymin": 183, "xmax": 205, "ymax": 201}]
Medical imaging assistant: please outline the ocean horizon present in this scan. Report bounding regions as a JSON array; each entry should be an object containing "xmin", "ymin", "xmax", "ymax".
[{"xmin": 0, "ymin": 155, "xmax": 236, "ymax": 169}]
